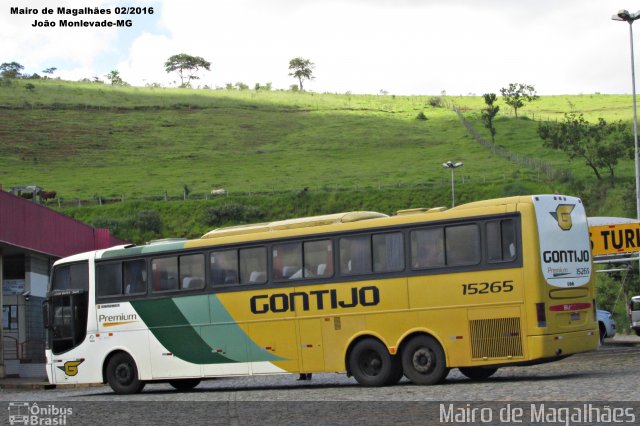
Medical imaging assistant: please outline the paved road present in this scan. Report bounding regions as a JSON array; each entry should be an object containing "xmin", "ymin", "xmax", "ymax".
[{"xmin": 1, "ymin": 345, "xmax": 639, "ymax": 425}]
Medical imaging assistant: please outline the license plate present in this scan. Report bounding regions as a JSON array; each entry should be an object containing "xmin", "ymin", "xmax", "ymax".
[{"xmin": 571, "ymin": 312, "xmax": 580, "ymax": 321}]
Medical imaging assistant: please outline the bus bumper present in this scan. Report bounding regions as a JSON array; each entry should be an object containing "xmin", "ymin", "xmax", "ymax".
[{"xmin": 528, "ymin": 329, "xmax": 598, "ymax": 359}]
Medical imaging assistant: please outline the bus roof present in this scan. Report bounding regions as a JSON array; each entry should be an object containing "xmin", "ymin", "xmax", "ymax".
[
  {"xmin": 201, "ymin": 211, "xmax": 389, "ymax": 239},
  {"xmin": 94, "ymin": 194, "xmax": 565, "ymax": 260}
]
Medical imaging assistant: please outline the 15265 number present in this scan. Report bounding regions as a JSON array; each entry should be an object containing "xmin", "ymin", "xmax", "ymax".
[{"xmin": 462, "ymin": 280, "xmax": 514, "ymax": 295}]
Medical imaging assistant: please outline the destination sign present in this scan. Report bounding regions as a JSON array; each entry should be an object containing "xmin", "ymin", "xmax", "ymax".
[{"xmin": 589, "ymin": 222, "xmax": 640, "ymax": 256}]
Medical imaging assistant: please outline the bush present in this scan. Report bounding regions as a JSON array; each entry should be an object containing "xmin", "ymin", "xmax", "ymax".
[
  {"xmin": 92, "ymin": 217, "xmax": 121, "ymax": 232},
  {"xmin": 127, "ymin": 210, "xmax": 162, "ymax": 233},
  {"xmin": 415, "ymin": 111, "xmax": 428, "ymax": 121},
  {"xmin": 428, "ymin": 96, "xmax": 444, "ymax": 108},
  {"xmin": 204, "ymin": 203, "xmax": 264, "ymax": 226}
]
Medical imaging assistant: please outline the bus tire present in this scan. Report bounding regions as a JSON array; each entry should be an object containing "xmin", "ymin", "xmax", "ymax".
[
  {"xmin": 348, "ymin": 338, "xmax": 400, "ymax": 387},
  {"xmin": 169, "ymin": 379, "xmax": 201, "ymax": 391},
  {"xmin": 635, "ymin": 329, "xmax": 640, "ymax": 337},
  {"xmin": 106, "ymin": 352, "xmax": 145, "ymax": 395},
  {"xmin": 401, "ymin": 335, "xmax": 449, "ymax": 385},
  {"xmin": 458, "ymin": 367, "xmax": 498, "ymax": 380}
]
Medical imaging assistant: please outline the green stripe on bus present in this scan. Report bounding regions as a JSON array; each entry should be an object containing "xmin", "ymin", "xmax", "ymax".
[
  {"xmin": 131, "ymin": 298, "xmax": 232, "ymax": 364},
  {"xmin": 131, "ymin": 296, "xmax": 284, "ymax": 364}
]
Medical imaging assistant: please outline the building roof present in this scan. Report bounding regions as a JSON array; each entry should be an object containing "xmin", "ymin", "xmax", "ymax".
[{"xmin": 0, "ymin": 189, "xmax": 126, "ymax": 258}]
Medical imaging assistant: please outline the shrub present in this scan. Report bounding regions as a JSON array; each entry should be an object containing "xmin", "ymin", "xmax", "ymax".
[
  {"xmin": 428, "ymin": 96, "xmax": 443, "ymax": 108},
  {"xmin": 127, "ymin": 210, "xmax": 162, "ymax": 233},
  {"xmin": 92, "ymin": 217, "xmax": 121, "ymax": 232},
  {"xmin": 415, "ymin": 111, "xmax": 428, "ymax": 121},
  {"xmin": 204, "ymin": 203, "xmax": 264, "ymax": 226}
]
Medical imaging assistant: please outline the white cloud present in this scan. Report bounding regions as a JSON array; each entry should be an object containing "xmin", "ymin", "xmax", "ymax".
[
  {"xmin": 1, "ymin": 0, "xmax": 636, "ymax": 94},
  {"xmin": 2, "ymin": 1, "xmax": 120, "ymax": 76}
]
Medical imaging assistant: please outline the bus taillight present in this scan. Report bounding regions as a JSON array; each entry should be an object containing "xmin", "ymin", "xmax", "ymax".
[{"xmin": 536, "ymin": 302, "xmax": 547, "ymax": 327}]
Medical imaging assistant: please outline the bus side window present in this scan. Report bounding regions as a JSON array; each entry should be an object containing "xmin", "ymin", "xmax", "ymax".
[
  {"xmin": 123, "ymin": 259, "xmax": 147, "ymax": 294},
  {"xmin": 152, "ymin": 257, "xmax": 179, "ymax": 292},
  {"xmin": 272, "ymin": 242, "xmax": 302, "ymax": 280},
  {"xmin": 487, "ymin": 219, "xmax": 517, "ymax": 262},
  {"xmin": 304, "ymin": 240, "xmax": 334, "ymax": 278},
  {"xmin": 410, "ymin": 228, "xmax": 445, "ymax": 269},
  {"xmin": 445, "ymin": 224, "xmax": 480, "ymax": 266},
  {"xmin": 210, "ymin": 250, "xmax": 239, "ymax": 286},
  {"xmin": 239, "ymin": 247, "xmax": 267, "ymax": 285},
  {"xmin": 339, "ymin": 235, "xmax": 372, "ymax": 275},
  {"xmin": 180, "ymin": 254, "xmax": 205, "ymax": 290},
  {"xmin": 96, "ymin": 263, "xmax": 123, "ymax": 297},
  {"xmin": 373, "ymin": 232, "xmax": 404, "ymax": 273}
]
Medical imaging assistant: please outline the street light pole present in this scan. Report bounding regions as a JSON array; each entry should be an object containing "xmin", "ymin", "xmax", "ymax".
[
  {"xmin": 442, "ymin": 161, "xmax": 463, "ymax": 207},
  {"xmin": 613, "ymin": 9, "xmax": 640, "ymax": 225},
  {"xmin": 613, "ymin": 9, "xmax": 640, "ymax": 277}
]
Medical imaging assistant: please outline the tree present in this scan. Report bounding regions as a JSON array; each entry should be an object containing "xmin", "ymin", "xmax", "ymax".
[
  {"xmin": 500, "ymin": 83, "xmax": 539, "ymax": 118},
  {"xmin": 537, "ymin": 112, "xmax": 632, "ymax": 182},
  {"xmin": 288, "ymin": 57, "xmax": 314, "ymax": 91},
  {"xmin": 481, "ymin": 93, "xmax": 500, "ymax": 143},
  {"xmin": 0, "ymin": 62, "xmax": 24, "ymax": 79},
  {"xmin": 105, "ymin": 70, "xmax": 126, "ymax": 86},
  {"xmin": 164, "ymin": 53, "xmax": 211, "ymax": 88},
  {"xmin": 42, "ymin": 67, "xmax": 57, "ymax": 76}
]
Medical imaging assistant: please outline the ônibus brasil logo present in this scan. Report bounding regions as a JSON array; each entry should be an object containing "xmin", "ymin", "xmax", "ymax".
[{"xmin": 7, "ymin": 402, "xmax": 72, "ymax": 425}]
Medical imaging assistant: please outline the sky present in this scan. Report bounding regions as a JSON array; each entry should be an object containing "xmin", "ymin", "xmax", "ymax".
[{"xmin": 1, "ymin": 0, "xmax": 639, "ymax": 95}]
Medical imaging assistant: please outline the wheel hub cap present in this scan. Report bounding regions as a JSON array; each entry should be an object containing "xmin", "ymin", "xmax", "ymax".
[{"xmin": 413, "ymin": 348, "xmax": 433, "ymax": 373}]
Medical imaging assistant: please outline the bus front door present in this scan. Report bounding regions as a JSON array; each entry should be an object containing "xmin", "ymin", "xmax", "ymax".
[{"xmin": 45, "ymin": 291, "xmax": 89, "ymax": 383}]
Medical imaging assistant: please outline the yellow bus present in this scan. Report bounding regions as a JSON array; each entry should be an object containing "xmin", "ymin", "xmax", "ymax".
[{"xmin": 44, "ymin": 194, "xmax": 598, "ymax": 394}]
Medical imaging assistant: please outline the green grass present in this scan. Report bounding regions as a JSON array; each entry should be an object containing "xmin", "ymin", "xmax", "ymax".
[
  {"xmin": 1, "ymin": 79, "xmax": 547, "ymax": 198},
  {"xmin": 2, "ymin": 78, "xmax": 639, "ymax": 238}
]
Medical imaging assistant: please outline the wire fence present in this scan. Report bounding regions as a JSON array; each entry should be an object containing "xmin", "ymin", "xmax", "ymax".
[
  {"xmin": 43, "ymin": 173, "xmax": 544, "ymax": 209},
  {"xmin": 452, "ymin": 106, "xmax": 571, "ymax": 181}
]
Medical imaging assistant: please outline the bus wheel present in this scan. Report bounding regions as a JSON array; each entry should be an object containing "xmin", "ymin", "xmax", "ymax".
[
  {"xmin": 458, "ymin": 367, "xmax": 498, "ymax": 380},
  {"xmin": 349, "ymin": 338, "xmax": 400, "ymax": 387},
  {"xmin": 169, "ymin": 379, "xmax": 201, "ymax": 391},
  {"xmin": 401, "ymin": 335, "xmax": 449, "ymax": 385},
  {"xmin": 106, "ymin": 352, "xmax": 145, "ymax": 395}
]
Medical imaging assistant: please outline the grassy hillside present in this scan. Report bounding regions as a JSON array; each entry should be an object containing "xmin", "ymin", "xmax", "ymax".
[
  {"xmin": 5, "ymin": 79, "xmax": 632, "ymax": 199},
  {"xmin": 1, "ymin": 79, "xmax": 638, "ymax": 227}
]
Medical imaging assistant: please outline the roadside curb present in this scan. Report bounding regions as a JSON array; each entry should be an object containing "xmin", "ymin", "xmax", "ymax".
[
  {"xmin": 605, "ymin": 336, "xmax": 640, "ymax": 346},
  {"xmin": 0, "ymin": 381, "xmax": 106, "ymax": 390}
]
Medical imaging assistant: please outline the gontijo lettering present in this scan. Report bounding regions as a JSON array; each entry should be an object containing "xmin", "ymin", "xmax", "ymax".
[
  {"xmin": 251, "ymin": 286, "xmax": 379, "ymax": 314},
  {"xmin": 542, "ymin": 250, "xmax": 590, "ymax": 263}
]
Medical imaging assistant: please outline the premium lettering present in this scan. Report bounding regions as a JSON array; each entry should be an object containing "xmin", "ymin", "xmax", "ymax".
[
  {"xmin": 98, "ymin": 313, "xmax": 137, "ymax": 322},
  {"xmin": 250, "ymin": 286, "xmax": 380, "ymax": 314}
]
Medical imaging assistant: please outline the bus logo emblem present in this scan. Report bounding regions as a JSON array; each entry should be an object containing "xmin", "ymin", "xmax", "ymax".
[
  {"xmin": 550, "ymin": 204, "xmax": 575, "ymax": 231},
  {"xmin": 57, "ymin": 360, "xmax": 84, "ymax": 376}
]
